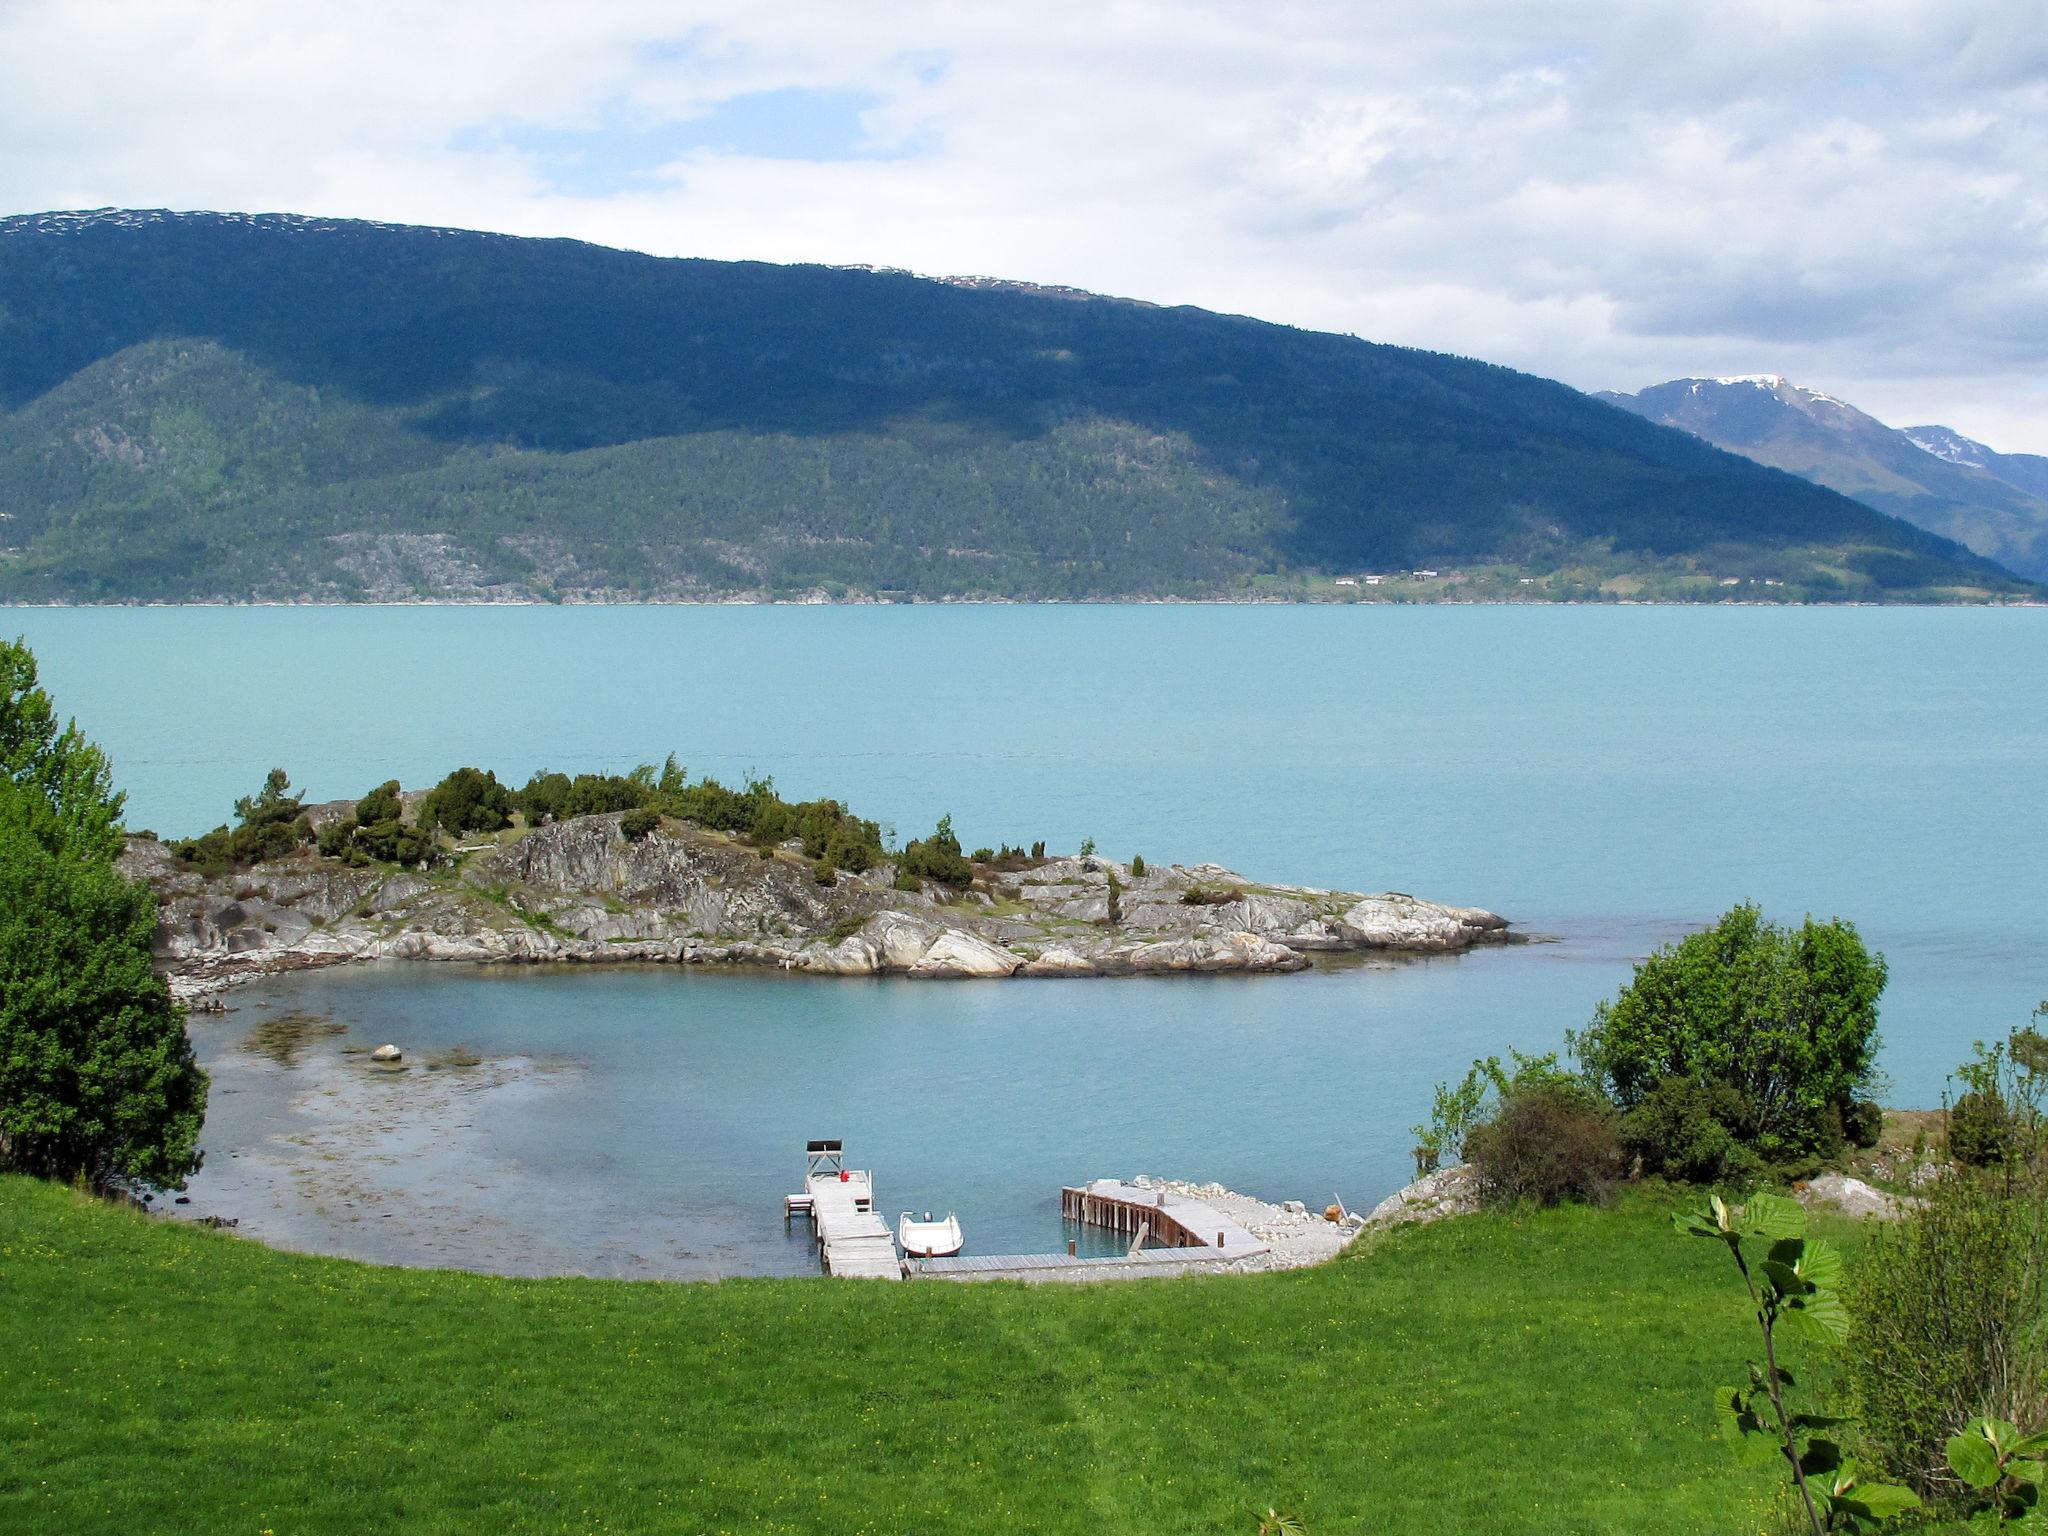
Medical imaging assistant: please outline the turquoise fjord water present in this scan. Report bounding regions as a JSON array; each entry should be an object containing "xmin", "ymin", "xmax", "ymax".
[{"xmin": 8, "ymin": 603, "xmax": 2045, "ymax": 1277}]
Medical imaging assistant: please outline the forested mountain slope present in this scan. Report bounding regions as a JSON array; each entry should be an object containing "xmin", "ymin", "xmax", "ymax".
[{"xmin": 0, "ymin": 209, "xmax": 2024, "ymax": 602}]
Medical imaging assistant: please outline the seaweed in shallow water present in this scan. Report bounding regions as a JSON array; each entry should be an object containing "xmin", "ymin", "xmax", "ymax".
[{"xmin": 242, "ymin": 1011, "xmax": 346, "ymax": 1066}]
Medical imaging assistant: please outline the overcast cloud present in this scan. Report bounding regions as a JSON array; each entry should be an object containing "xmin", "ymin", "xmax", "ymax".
[{"xmin": 4, "ymin": 0, "xmax": 2045, "ymax": 450}]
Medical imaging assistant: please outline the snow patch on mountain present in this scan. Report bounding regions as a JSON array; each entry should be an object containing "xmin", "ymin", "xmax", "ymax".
[
  {"xmin": 0, "ymin": 207, "xmax": 512, "ymax": 244},
  {"xmin": 1905, "ymin": 426, "xmax": 1990, "ymax": 468}
]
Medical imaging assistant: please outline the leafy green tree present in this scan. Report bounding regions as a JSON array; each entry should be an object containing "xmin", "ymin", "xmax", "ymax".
[
  {"xmin": 1571, "ymin": 905, "xmax": 1886, "ymax": 1159},
  {"xmin": 0, "ymin": 641, "xmax": 206, "ymax": 1193},
  {"xmin": 0, "ymin": 638, "xmax": 125, "ymax": 863}
]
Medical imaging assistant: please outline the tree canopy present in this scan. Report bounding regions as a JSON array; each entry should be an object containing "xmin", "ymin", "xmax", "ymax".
[
  {"xmin": 0, "ymin": 639, "xmax": 125, "ymax": 864},
  {"xmin": 0, "ymin": 638, "xmax": 206, "ymax": 1191},
  {"xmin": 1570, "ymin": 903, "xmax": 1886, "ymax": 1158}
]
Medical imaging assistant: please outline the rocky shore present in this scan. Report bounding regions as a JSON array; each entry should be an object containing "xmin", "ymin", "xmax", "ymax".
[{"xmin": 123, "ymin": 811, "xmax": 1512, "ymax": 996}]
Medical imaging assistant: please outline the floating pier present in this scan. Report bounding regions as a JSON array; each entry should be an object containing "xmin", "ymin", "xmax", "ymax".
[{"xmin": 786, "ymin": 1140, "xmax": 902, "ymax": 1280}]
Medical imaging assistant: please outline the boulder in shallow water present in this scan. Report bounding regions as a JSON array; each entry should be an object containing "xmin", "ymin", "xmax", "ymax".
[{"xmin": 370, "ymin": 1043, "xmax": 402, "ymax": 1062}]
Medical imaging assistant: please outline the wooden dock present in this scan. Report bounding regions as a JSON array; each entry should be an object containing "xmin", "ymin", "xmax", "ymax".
[
  {"xmin": 1060, "ymin": 1178, "xmax": 1266, "ymax": 1252},
  {"xmin": 909, "ymin": 1179, "xmax": 1270, "ymax": 1282},
  {"xmin": 786, "ymin": 1140, "xmax": 902, "ymax": 1280}
]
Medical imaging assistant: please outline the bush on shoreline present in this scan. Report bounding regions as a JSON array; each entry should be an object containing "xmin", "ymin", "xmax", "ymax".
[{"xmin": 1570, "ymin": 903, "xmax": 1887, "ymax": 1163}]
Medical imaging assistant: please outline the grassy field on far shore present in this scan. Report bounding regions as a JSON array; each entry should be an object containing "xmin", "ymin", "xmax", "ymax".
[{"xmin": 3, "ymin": 1176, "xmax": 1865, "ymax": 1535}]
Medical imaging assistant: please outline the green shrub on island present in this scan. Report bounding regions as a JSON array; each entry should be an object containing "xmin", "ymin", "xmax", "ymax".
[
  {"xmin": 351, "ymin": 815, "xmax": 436, "ymax": 867},
  {"xmin": 516, "ymin": 770, "xmax": 572, "ymax": 824},
  {"xmin": 1180, "ymin": 883, "xmax": 1244, "ymax": 906},
  {"xmin": 897, "ymin": 814, "xmax": 974, "ymax": 889},
  {"xmin": 618, "ymin": 806, "xmax": 660, "ymax": 842},
  {"xmin": 651, "ymin": 766, "xmax": 884, "ymax": 870},
  {"xmin": 171, "ymin": 767, "xmax": 314, "ymax": 870},
  {"xmin": 355, "ymin": 779, "xmax": 403, "ymax": 826},
  {"xmin": 1946, "ymin": 1021, "xmax": 2047, "ymax": 1169},
  {"xmin": 1130, "ymin": 854, "xmax": 1147, "ymax": 877},
  {"xmin": 1843, "ymin": 1097, "xmax": 1884, "ymax": 1149},
  {"xmin": 312, "ymin": 778, "xmax": 437, "ymax": 868},
  {"xmin": 0, "ymin": 638, "xmax": 207, "ymax": 1194},
  {"xmin": 1570, "ymin": 903, "xmax": 1887, "ymax": 1162},
  {"xmin": 418, "ymin": 767, "xmax": 515, "ymax": 836}
]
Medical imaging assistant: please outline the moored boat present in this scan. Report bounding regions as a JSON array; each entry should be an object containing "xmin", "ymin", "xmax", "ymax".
[{"xmin": 898, "ymin": 1210, "xmax": 964, "ymax": 1258}]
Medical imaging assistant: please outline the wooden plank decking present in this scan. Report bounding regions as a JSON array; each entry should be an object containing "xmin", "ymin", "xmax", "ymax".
[
  {"xmin": 794, "ymin": 1158, "xmax": 903, "ymax": 1281},
  {"xmin": 1059, "ymin": 1179, "xmax": 1266, "ymax": 1253}
]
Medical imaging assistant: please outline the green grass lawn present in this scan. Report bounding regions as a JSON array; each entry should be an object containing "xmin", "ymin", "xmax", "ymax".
[{"xmin": 1, "ymin": 1176, "xmax": 1843, "ymax": 1535}]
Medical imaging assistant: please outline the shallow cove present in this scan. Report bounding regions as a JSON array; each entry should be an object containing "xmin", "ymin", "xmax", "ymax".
[
  {"xmin": 183, "ymin": 950, "xmax": 1547, "ymax": 1277},
  {"xmin": 10, "ymin": 602, "xmax": 2045, "ymax": 1276}
]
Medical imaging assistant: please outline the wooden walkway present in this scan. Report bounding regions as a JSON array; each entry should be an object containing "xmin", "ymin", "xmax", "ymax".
[
  {"xmin": 1060, "ymin": 1178, "xmax": 1266, "ymax": 1252},
  {"xmin": 787, "ymin": 1142, "xmax": 902, "ymax": 1280},
  {"xmin": 909, "ymin": 1179, "xmax": 1269, "ymax": 1283}
]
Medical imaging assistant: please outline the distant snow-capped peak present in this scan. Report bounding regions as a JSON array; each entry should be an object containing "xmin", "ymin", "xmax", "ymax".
[
  {"xmin": 1903, "ymin": 426, "xmax": 1991, "ymax": 468},
  {"xmin": 1680, "ymin": 374, "xmax": 1849, "ymax": 410}
]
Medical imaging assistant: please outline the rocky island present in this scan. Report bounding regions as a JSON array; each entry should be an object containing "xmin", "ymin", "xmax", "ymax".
[{"xmin": 125, "ymin": 808, "xmax": 1512, "ymax": 996}]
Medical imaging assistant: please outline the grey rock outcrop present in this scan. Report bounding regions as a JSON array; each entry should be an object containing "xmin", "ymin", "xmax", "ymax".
[
  {"xmin": 123, "ymin": 814, "xmax": 1512, "ymax": 993},
  {"xmin": 1365, "ymin": 1165, "xmax": 1480, "ymax": 1229}
]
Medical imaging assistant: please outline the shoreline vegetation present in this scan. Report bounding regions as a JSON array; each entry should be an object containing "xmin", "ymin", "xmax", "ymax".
[
  {"xmin": 6, "ymin": 587, "xmax": 2046, "ymax": 610},
  {"xmin": 127, "ymin": 760, "xmax": 1512, "ymax": 994}
]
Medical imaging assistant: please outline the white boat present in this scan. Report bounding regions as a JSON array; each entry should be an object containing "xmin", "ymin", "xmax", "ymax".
[{"xmin": 898, "ymin": 1210, "xmax": 964, "ymax": 1258}]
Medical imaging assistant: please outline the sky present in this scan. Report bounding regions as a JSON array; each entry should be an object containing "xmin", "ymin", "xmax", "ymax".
[{"xmin": 4, "ymin": 1, "xmax": 2046, "ymax": 452}]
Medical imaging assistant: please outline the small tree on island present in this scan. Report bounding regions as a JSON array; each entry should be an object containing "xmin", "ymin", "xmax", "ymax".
[{"xmin": 0, "ymin": 639, "xmax": 207, "ymax": 1192}]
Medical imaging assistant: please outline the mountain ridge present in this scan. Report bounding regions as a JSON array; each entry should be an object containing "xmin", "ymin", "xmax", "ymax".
[
  {"xmin": 0, "ymin": 208, "xmax": 2027, "ymax": 603},
  {"xmin": 1599, "ymin": 375, "xmax": 2048, "ymax": 582}
]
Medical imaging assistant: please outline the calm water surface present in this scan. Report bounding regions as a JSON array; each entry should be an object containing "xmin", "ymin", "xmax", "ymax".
[{"xmin": 9, "ymin": 604, "xmax": 2043, "ymax": 1275}]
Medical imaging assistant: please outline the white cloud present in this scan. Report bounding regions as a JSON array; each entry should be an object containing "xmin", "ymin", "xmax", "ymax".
[{"xmin": 2, "ymin": 0, "xmax": 2044, "ymax": 451}]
